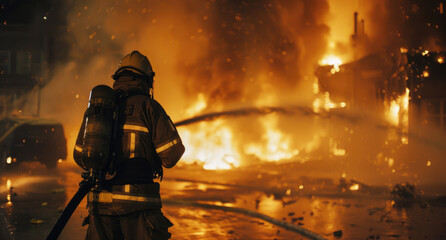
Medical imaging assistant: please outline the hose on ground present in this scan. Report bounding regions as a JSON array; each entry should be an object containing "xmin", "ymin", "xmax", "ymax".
[{"xmin": 163, "ymin": 199, "xmax": 327, "ymax": 240}]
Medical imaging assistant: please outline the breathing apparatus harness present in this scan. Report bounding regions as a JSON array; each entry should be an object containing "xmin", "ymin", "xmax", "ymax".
[{"xmin": 47, "ymin": 81, "xmax": 160, "ymax": 240}]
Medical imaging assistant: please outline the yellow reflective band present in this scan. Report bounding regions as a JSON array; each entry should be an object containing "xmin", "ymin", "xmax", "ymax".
[
  {"xmin": 129, "ymin": 133, "xmax": 135, "ymax": 158},
  {"xmin": 156, "ymin": 138, "xmax": 180, "ymax": 153},
  {"xmin": 88, "ymin": 192, "xmax": 113, "ymax": 203},
  {"xmin": 88, "ymin": 192, "xmax": 161, "ymax": 203},
  {"xmin": 112, "ymin": 194, "xmax": 161, "ymax": 203},
  {"xmin": 74, "ymin": 145, "xmax": 82, "ymax": 152},
  {"xmin": 124, "ymin": 184, "xmax": 130, "ymax": 193},
  {"xmin": 123, "ymin": 124, "xmax": 149, "ymax": 133}
]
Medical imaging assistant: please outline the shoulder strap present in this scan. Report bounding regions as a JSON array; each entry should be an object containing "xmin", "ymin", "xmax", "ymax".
[{"xmin": 115, "ymin": 89, "xmax": 151, "ymax": 103}]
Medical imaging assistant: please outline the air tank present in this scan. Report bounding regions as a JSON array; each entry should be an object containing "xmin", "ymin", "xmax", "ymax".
[{"xmin": 81, "ymin": 85, "xmax": 115, "ymax": 171}]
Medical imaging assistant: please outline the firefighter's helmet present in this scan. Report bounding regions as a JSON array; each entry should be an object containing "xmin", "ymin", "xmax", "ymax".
[{"xmin": 113, "ymin": 50, "xmax": 155, "ymax": 80}]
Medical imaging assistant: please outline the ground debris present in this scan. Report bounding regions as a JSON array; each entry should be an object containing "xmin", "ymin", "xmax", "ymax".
[
  {"xmin": 391, "ymin": 183, "xmax": 425, "ymax": 208},
  {"xmin": 391, "ymin": 183, "xmax": 417, "ymax": 200},
  {"xmin": 367, "ymin": 234, "xmax": 381, "ymax": 239},
  {"xmin": 333, "ymin": 229, "xmax": 343, "ymax": 237},
  {"xmin": 290, "ymin": 216, "xmax": 303, "ymax": 223},
  {"xmin": 367, "ymin": 207, "xmax": 386, "ymax": 216},
  {"xmin": 282, "ymin": 199, "xmax": 297, "ymax": 207}
]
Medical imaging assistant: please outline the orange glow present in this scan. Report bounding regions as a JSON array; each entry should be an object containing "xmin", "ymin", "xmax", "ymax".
[
  {"xmin": 400, "ymin": 47, "xmax": 408, "ymax": 53},
  {"xmin": 388, "ymin": 100, "xmax": 400, "ymax": 126},
  {"xmin": 245, "ymin": 115, "xmax": 299, "ymax": 162},
  {"xmin": 313, "ymin": 91, "xmax": 347, "ymax": 113},
  {"xmin": 313, "ymin": 77, "xmax": 320, "ymax": 95},
  {"xmin": 349, "ymin": 183, "xmax": 359, "ymax": 191},
  {"xmin": 385, "ymin": 88, "xmax": 409, "ymax": 131},
  {"xmin": 423, "ymin": 71, "xmax": 429, "ymax": 77},
  {"xmin": 5, "ymin": 179, "xmax": 12, "ymax": 205},
  {"xmin": 387, "ymin": 157, "xmax": 394, "ymax": 167},
  {"xmin": 185, "ymin": 93, "xmax": 207, "ymax": 117},
  {"xmin": 319, "ymin": 55, "xmax": 342, "ymax": 73},
  {"xmin": 438, "ymin": 57, "xmax": 444, "ymax": 64},
  {"xmin": 180, "ymin": 121, "xmax": 240, "ymax": 170},
  {"xmin": 6, "ymin": 194, "xmax": 12, "ymax": 205}
]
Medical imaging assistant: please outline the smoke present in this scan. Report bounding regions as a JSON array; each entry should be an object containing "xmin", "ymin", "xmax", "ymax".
[
  {"xmin": 28, "ymin": 0, "xmax": 445, "ymax": 188},
  {"xmin": 180, "ymin": 0, "xmax": 329, "ymax": 107},
  {"xmin": 32, "ymin": 0, "xmax": 331, "ymax": 165}
]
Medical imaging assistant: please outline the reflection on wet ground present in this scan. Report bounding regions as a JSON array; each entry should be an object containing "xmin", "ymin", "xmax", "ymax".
[
  {"xmin": 164, "ymin": 206, "xmax": 305, "ymax": 240},
  {"xmin": 161, "ymin": 164, "xmax": 446, "ymax": 240},
  {"xmin": 0, "ymin": 161, "xmax": 445, "ymax": 239},
  {"xmin": 0, "ymin": 166, "xmax": 68, "ymax": 239}
]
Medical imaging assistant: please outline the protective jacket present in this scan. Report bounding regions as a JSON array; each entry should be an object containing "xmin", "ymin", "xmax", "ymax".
[{"xmin": 73, "ymin": 75, "xmax": 185, "ymax": 215}]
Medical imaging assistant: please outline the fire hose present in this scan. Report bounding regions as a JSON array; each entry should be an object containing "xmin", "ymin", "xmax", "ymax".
[
  {"xmin": 163, "ymin": 199, "xmax": 327, "ymax": 240},
  {"xmin": 46, "ymin": 174, "xmax": 94, "ymax": 240}
]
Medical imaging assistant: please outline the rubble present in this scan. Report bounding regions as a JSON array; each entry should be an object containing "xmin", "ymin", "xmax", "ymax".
[
  {"xmin": 333, "ymin": 230, "xmax": 343, "ymax": 237},
  {"xmin": 391, "ymin": 183, "xmax": 425, "ymax": 208}
]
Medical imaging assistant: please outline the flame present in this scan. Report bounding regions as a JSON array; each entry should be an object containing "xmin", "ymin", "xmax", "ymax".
[
  {"xmin": 349, "ymin": 183, "xmax": 360, "ymax": 191},
  {"xmin": 245, "ymin": 115, "xmax": 299, "ymax": 162},
  {"xmin": 330, "ymin": 138, "xmax": 346, "ymax": 156},
  {"xmin": 313, "ymin": 90, "xmax": 347, "ymax": 113},
  {"xmin": 385, "ymin": 88, "xmax": 409, "ymax": 144},
  {"xmin": 185, "ymin": 93, "xmax": 207, "ymax": 117},
  {"xmin": 388, "ymin": 100, "xmax": 400, "ymax": 126},
  {"xmin": 179, "ymin": 120, "xmax": 240, "ymax": 170},
  {"xmin": 319, "ymin": 55, "xmax": 343, "ymax": 73},
  {"xmin": 6, "ymin": 179, "xmax": 12, "ymax": 205}
]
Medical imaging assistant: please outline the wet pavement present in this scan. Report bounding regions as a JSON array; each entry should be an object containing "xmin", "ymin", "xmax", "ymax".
[{"xmin": 0, "ymin": 161, "xmax": 445, "ymax": 240}]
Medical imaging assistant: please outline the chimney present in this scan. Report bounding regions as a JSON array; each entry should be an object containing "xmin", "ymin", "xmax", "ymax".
[{"xmin": 354, "ymin": 12, "xmax": 358, "ymax": 39}]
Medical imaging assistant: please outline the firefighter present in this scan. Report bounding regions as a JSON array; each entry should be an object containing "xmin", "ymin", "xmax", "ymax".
[{"xmin": 73, "ymin": 50, "xmax": 185, "ymax": 240}]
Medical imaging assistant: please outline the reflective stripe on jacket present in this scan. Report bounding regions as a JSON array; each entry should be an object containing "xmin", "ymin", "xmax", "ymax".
[{"xmin": 87, "ymin": 183, "xmax": 163, "ymax": 215}]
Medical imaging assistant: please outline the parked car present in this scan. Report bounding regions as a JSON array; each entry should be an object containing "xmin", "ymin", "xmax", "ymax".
[{"xmin": 0, "ymin": 117, "xmax": 67, "ymax": 168}]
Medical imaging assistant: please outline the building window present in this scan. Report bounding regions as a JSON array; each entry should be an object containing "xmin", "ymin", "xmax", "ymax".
[
  {"xmin": 0, "ymin": 51, "xmax": 11, "ymax": 75},
  {"xmin": 16, "ymin": 51, "xmax": 32, "ymax": 74},
  {"xmin": 30, "ymin": 51, "xmax": 43, "ymax": 74},
  {"xmin": 422, "ymin": 99, "xmax": 446, "ymax": 131}
]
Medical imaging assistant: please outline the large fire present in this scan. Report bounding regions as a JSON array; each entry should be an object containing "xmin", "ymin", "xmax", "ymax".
[
  {"xmin": 385, "ymin": 88, "xmax": 410, "ymax": 144},
  {"xmin": 26, "ymin": 0, "xmax": 444, "ymax": 190},
  {"xmin": 180, "ymin": 121, "xmax": 240, "ymax": 170},
  {"xmin": 244, "ymin": 114, "xmax": 299, "ymax": 162},
  {"xmin": 179, "ymin": 100, "xmax": 301, "ymax": 169}
]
